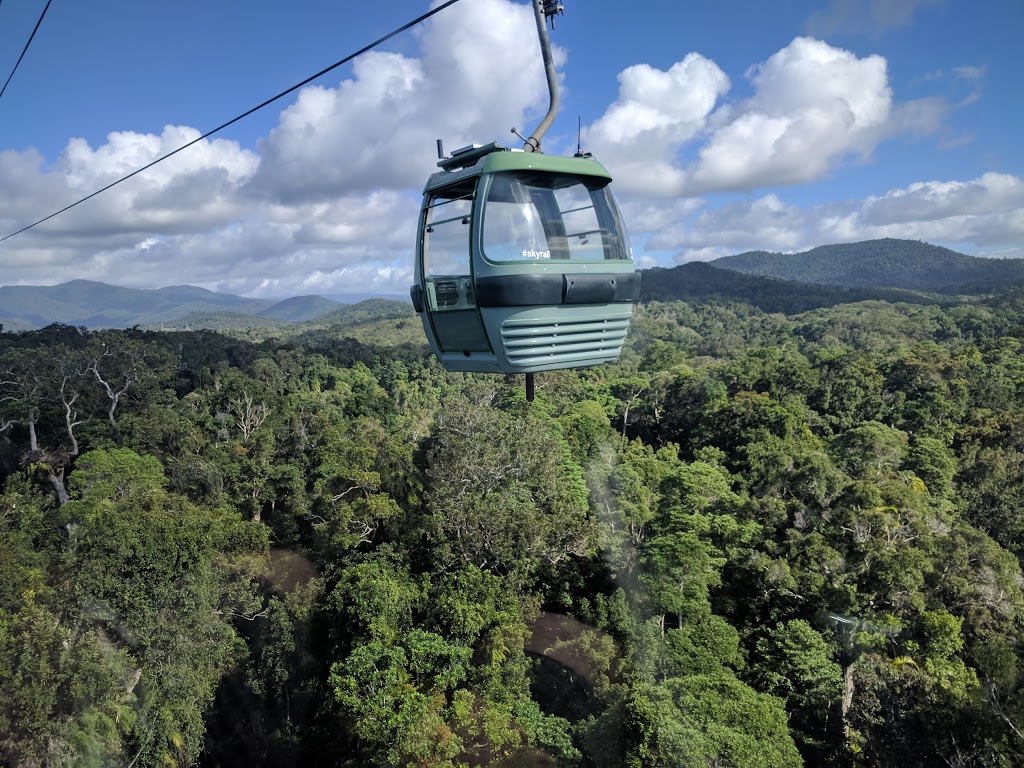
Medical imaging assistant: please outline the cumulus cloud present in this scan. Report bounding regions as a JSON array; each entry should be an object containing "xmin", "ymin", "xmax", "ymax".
[
  {"xmin": 250, "ymin": 0, "xmax": 557, "ymax": 201},
  {"xmin": 60, "ymin": 126, "xmax": 258, "ymax": 190},
  {"xmin": 859, "ymin": 173, "xmax": 1024, "ymax": 226},
  {"xmin": 587, "ymin": 37, "xmax": 901, "ymax": 196},
  {"xmin": 584, "ymin": 54, "xmax": 730, "ymax": 194},
  {"xmin": 652, "ymin": 194, "xmax": 810, "ymax": 255},
  {"xmin": 691, "ymin": 37, "xmax": 891, "ymax": 192},
  {"xmin": 0, "ymin": 148, "xmax": 70, "ymax": 225},
  {"xmin": 0, "ymin": 122, "xmax": 421, "ymax": 295},
  {"xmin": 1, "ymin": 189, "xmax": 422, "ymax": 296},
  {"xmin": 0, "ymin": 126, "xmax": 259, "ymax": 245}
]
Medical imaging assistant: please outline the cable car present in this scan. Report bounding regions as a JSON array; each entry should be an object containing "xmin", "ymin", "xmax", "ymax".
[
  {"xmin": 410, "ymin": 142, "xmax": 638, "ymax": 375},
  {"xmin": 408, "ymin": 0, "xmax": 639, "ymax": 395}
]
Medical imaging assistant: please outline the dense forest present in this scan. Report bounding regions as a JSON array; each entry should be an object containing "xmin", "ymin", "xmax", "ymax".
[{"xmin": 3, "ymin": 287, "xmax": 1024, "ymax": 767}]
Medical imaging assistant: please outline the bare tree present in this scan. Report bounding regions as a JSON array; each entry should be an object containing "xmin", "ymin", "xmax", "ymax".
[
  {"xmin": 1, "ymin": 346, "xmax": 91, "ymax": 504},
  {"xmin": 229, "ymin": 389, "xmax": 271, "ymax": 441},
  {"xmin": 88, "ymin": 335, "xmax": 148, "ymax": 426},
  {"xmin": 39, "ymin": 348, "xmax": 92, "ymax": 503}
]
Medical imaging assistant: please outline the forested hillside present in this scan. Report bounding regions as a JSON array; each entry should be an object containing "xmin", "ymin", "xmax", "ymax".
[
  {"xmin": 713, "ymin": 238, "xmax": 1024, "ymax": 292},
  {"xmin": 638, "ymin": 261, "xmax": 935, "ymax": 313},
  {"xmin": 3, "ymin": 289, "xmax": 1024, "ymax": 767}
]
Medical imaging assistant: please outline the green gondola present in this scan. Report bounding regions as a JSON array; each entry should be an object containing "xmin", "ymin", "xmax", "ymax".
[
  {"xmin": 410, "ymin": 142, "xmax": 638, "ymax": 375},
  {"xmin": 409, "ymin": 1, "xmax": 638, "ymax": 389}
]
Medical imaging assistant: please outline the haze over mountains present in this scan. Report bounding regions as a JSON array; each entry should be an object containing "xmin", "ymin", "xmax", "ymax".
[
  {"xmin": 2, "ymin": 239, "xmax": 1021, "ymax": 331},
  {"xmin": 0, "ymin": 281, "xmax": 405, "ymax": 332}
]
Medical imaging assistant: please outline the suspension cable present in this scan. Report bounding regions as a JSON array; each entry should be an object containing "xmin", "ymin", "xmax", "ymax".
[{"xmin": 0, "ymin": 0, "xmax": 54, "ymax": 103}]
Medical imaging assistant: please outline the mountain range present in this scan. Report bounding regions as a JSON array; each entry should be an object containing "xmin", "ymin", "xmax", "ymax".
[
  {"xmin": 710, "ymin": 238, "xmax": 1024, "ymax": 292},
  {"xmin": 2, "ymin": 240, "xmax": 1021, "ymax": 332},
  {"xmin": 0, "ymin": 281, "xmax": 406, "ymax": 332}
]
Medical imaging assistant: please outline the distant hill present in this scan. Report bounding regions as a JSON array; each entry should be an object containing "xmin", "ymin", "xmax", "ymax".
[
  {"xmin": 323, "ymin": 292, "xmax": 409, "ymax": 304},
  {"xmin": 0, "ymin": 280, "xmax": 345, "ymax": 330},
  {"xmin": 314, "ymin": 299, "xmax": 415, "ymax": 327},
  {"xmin": 9, "ymin": 244, "xmax": 1002, "ymax": 335},
  {"xmin": 712, "ymin": 239, "xmax": 1024, "ymax": 292},
  {"xmin": 258, "ymin": 295, "xmax": 344, "ymax": 322},
  {"xmin": 131, "ymin": 299, "xmax": 416, "ymax": 342},
  {"xmin": 287, "ymin": 300, "xmax": 419, "ymax": 347},
  {"xmin": 638, "ymin": 261, "xmax": 938, "ymax": 314}
]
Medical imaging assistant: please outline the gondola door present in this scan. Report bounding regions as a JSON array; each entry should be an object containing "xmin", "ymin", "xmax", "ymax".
[{"xmin": 419, "ymin": 179, "xmax": 491, "ymax": 357}]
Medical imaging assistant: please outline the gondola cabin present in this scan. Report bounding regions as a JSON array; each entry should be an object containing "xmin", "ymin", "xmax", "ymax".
[{"xmin": 410, "ymin": 142, "xmax": 639, "ymax": 374}]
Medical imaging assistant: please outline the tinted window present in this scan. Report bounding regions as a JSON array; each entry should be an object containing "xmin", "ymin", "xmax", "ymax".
[
  {"xmin": 481, "ymin": 172, "xmax": 631, "ymax": 262},
  {"xmin": 422, "ymin": 181, "xmax": 474, "ymax": 276}
]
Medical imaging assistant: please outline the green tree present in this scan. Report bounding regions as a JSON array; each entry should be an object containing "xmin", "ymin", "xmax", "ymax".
[
  {"xmin": 623, "ymin": 676, "xmax": 801, "ymax": 768},
  {"xmin": 828, "ymin": 420, "xmax": 908, "ymax": 480},
  {"xmin": 57, "ymin": 448, "xmax": 263, "ymax": 766},
  {"xmin": 423, "ymin": 401, "xmax": 593, "ymax": 584},
  {"xmin": 750, "ymin": 620, "xmax": 844, "ymax": 755}
]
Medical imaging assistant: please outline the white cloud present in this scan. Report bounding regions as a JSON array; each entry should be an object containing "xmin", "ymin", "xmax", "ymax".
[
  {"xmin": 250, "ymin": 0, "xmax": 557, "ymax": 201},
  {"xmin": 0, "ymin": 126, "xmax": 259, "ymax": 247},
  {"xmin": 28, "ymin": 189, "xmax": 424, "ymax": 297},
  {"xmin": 248, "ymin": 53, "xmax": 431, "ymax": 200},
  {"xmin": 0, "ymin": 149, "xmax": 74, "ymax": 230},
  {"xmin": 655, "ymin": 194, "xmax": 810, "ymax": 257},
  {"xmin": 953, "ymin": 65, "xmax": 985, "ymax": 83},
  {"xmin": 620, "ymin": 197, "xmax": 705, "ymax": 235},
  {"xmin": 859, "ymin": 173, "xmax": 1024, "ymax": 226},
  {"xmin": 587, "ymin": 37, "xmax": 899, "ymax": 196},
  {"xmin": 60, "ymin": 126, "xmax": 258, "ymax": 189},
  {"xmin": 584, "ymin": 53, "xmax": 730, "ymax": 195},
  {"xmin": 588, "ymin": 57, "xmax": 729, "ymax": 145}
]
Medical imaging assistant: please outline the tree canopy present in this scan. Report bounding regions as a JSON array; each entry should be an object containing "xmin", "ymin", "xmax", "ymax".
[{"xmin": 4, "ymin": 288, "xmax": 1024, "ymax": 766}]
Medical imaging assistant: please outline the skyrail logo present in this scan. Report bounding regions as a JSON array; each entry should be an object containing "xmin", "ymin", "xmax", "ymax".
[{"xmin": 521, "ymin": 249, "xmax": 550, "ymax": 259}]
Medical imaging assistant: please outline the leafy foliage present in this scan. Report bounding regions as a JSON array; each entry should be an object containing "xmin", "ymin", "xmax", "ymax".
[{"xmin": 5, "ymin": 280, "xmax": 1024, "ymax": 767}]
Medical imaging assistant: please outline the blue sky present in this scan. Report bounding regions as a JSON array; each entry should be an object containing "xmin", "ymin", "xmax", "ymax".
[{"xmin": 0, "ymin": 0, "xmax": 1021, "ymax": 295}]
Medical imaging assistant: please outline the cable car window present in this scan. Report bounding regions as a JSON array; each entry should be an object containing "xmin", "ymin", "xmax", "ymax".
[
  {"xmin": 482, "ymin": 172, "xmax": 630, "ymax": 262},
  {"xmin": 422, "ymin": 182, "xmax": 474, "ymax": 276}
]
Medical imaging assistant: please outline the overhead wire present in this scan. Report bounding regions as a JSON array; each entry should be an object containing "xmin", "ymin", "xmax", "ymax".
[
  {"xmin": 0, "ymin": 0, "xmax": 53, "ymax": 103},
  {"xmin": 0, "ymin": 0, "xmax": 464, "ymax": 244}
]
